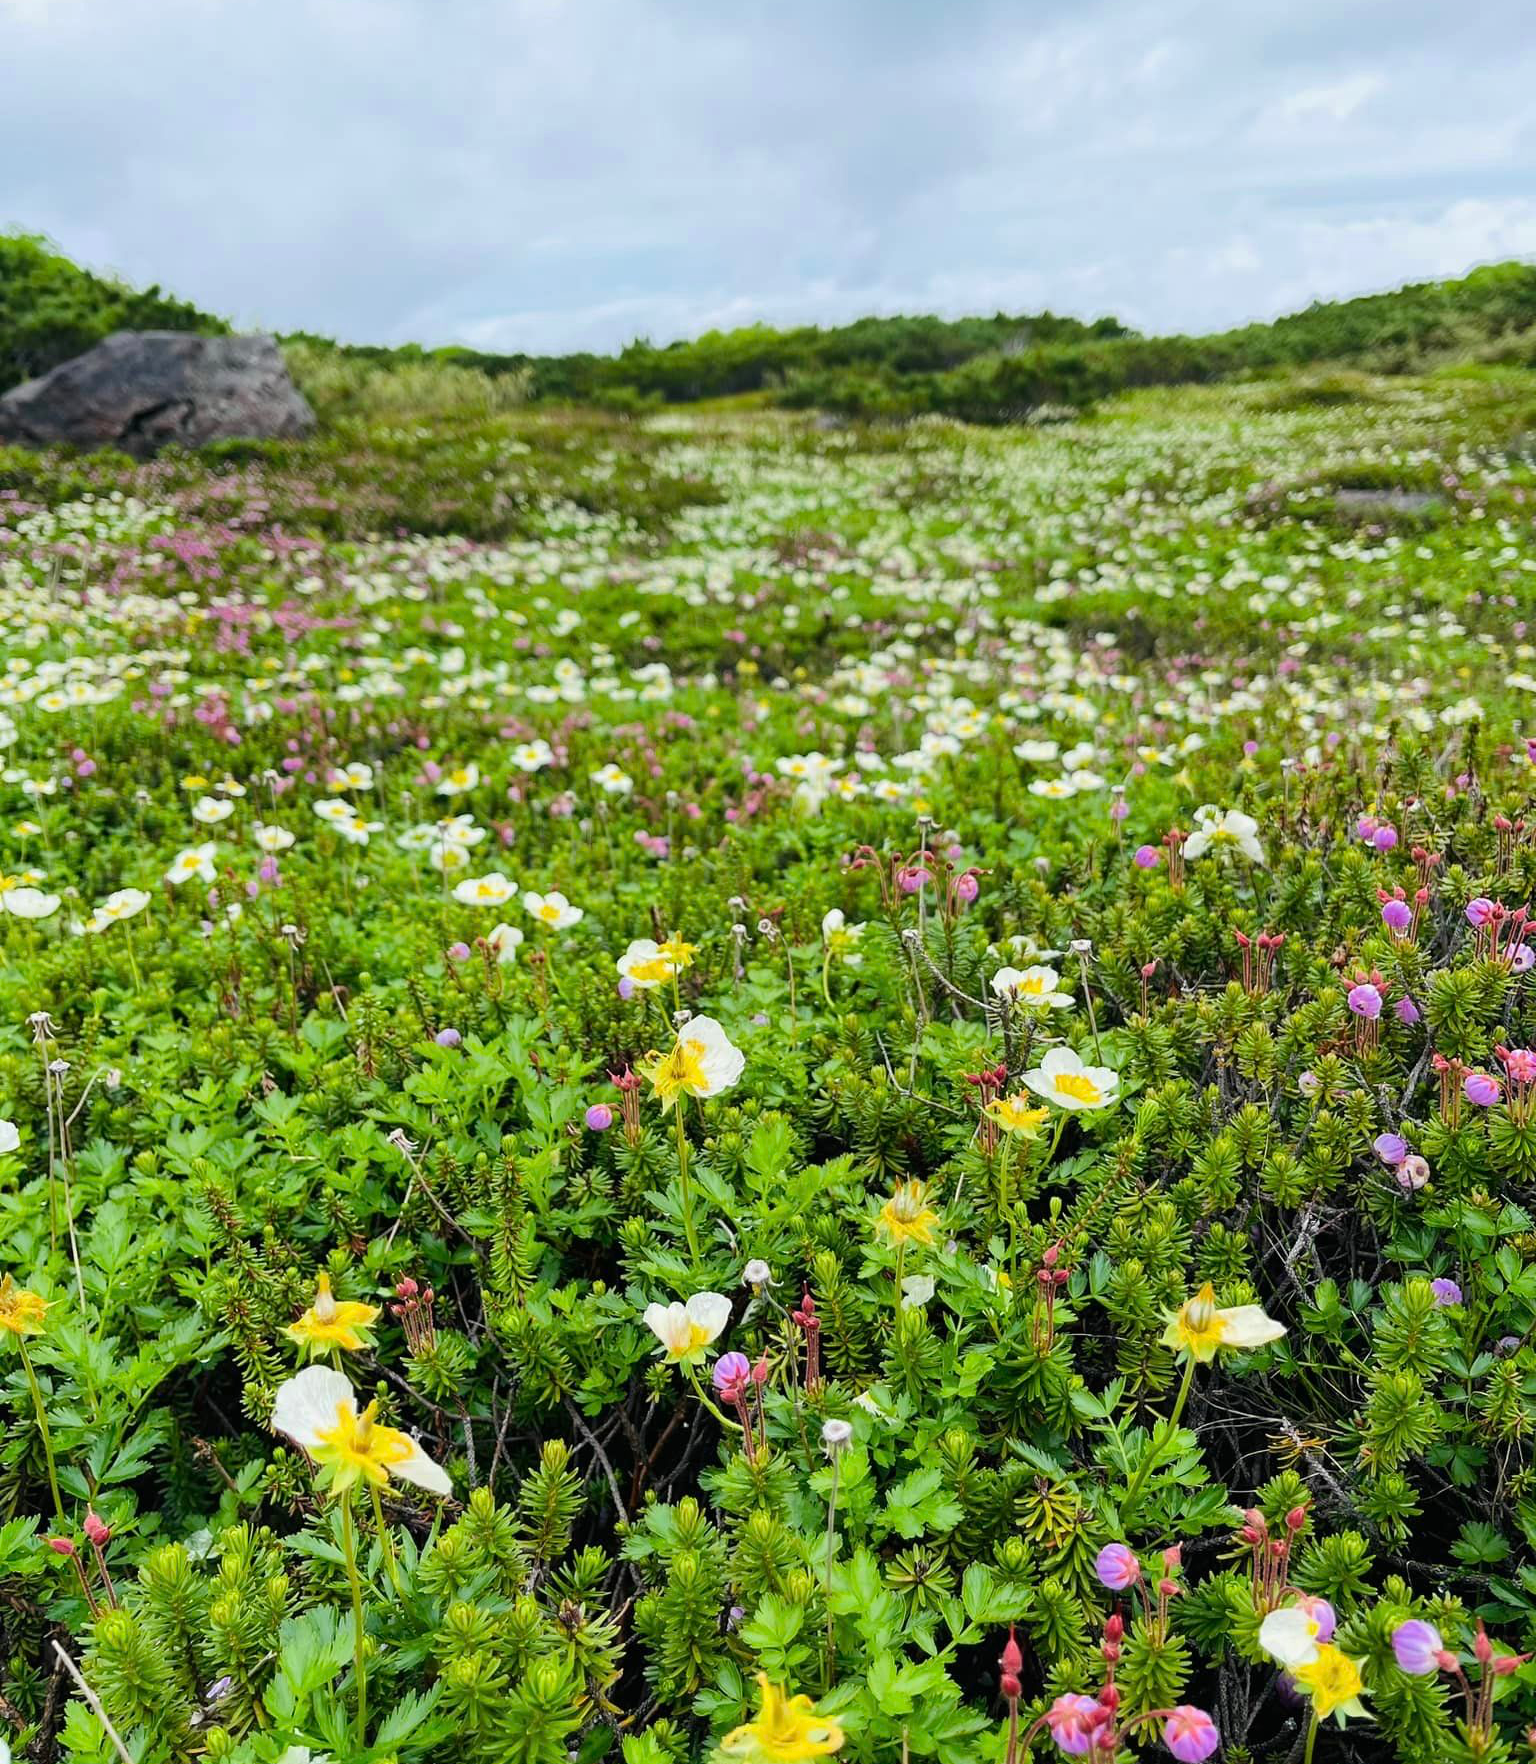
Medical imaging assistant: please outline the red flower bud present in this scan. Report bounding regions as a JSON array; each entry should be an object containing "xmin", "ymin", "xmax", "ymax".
[
  {"xmin": 1000, "ymin": 1627, "xmax": 1024, "ymax": 1676},
  {"xmin": 1285, "ymin": 1505, "xmax": 1307, "ymax": 1532},
  {"xmin": 84, "ymin": 1510, "xmax": 110, "ymax": 1548},
  {"xmin": 48, "ymin": 1537, "xmax": 76, "ymax": 1557},
  {"xmin": 1105, "ymin": 1614, "xmax": 1124, "ymax": 1643}
]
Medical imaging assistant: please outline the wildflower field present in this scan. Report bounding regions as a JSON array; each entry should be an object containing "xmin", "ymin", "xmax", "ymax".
[{"xmin": 5, "ymin": 366, "xmax": 1536, "ymax": 1764}]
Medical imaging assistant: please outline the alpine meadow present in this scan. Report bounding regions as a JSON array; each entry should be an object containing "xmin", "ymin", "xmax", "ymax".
[{"xmin": 6, "ymin": 234, "xmax": 1536, "ymax": 1764}]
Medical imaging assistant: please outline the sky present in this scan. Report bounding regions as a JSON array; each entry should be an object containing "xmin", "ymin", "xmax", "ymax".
[{"xmin": 3, "ymin": 0, "xmax": 1535, "ymax": 356}]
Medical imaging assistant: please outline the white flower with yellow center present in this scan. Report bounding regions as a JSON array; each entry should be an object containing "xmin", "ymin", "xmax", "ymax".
[
  {"xmin": 165, "ymin": 843, "xmax": 217, "ymax": 886},
  {"xmin": 821, "ymin": 908, "xmax": 865, "ymax": 966},
  {"xmin": 192, "ymin": 796, "xmax": 235, "ymax": 825},
  {"xmin": 618, "ymin": 938, "xmax": 676, "ymax": 989},
  {"xmin": 328, "ymin": 762, "xmax": 374, "ymax": 790},
  {"xmin": 644, "ymin": 1015, "xmax": 744, "ymax": 1111},
  {"xmin": 271, "ymin": 1365, "xmax": 450, "ymax": 1498},
  {"xmin": 591, "ymin": 763, "xmax": 634, "ymax": 796},
  {"xmin": 991, "ymin": 965, "xmax": 1073, "ymax": 1009},
  {"xmin": 643, "ymin": 1291, "xmax": 732, "ymax": 1362},
  {"xmin": 97, "ymin": 888, "xmax": 150, "ymax": 924},
  {"xmin": 312, "ymin": 798, "xmax": 357, "ymax": 826},
  {"xmin": 1183, "ymin": 805, "xmax": 1265, "ymax": 865},
  {"xmin": 1023, "ymin": 1045, "xmax": 1119, "ymax": 1111},
  {"xmin": 436, "ymin": 763, "xmax": 480, "ymax": 797},
  {"xmin": 1162, "ymin": 1282, "xmax": 1285, "ymax": 1364},
  {"xmin": 511, "ymin": 741, "xmax": 555, "ymax": 773},
  {"xmin": 254, "ymin": 824, "xmax": 295, "ymax": 853},
  {"xmin": 335, "ymin": 814, "xmax": 383, "ymax": 847},
  {"xmin": 428, "ymin": 840, "xmax": 471, "ymax": 873},
  {"xmin": 1028, "ymin": 776, "xmax": 1079, "ymax": 800},
  {"xmin": 524, "ymin": 890, "xmax": 583, "ymax": 930},
  {"xmin": 453, "ymin": 872, "xmax": 516, "ymax": 907}
]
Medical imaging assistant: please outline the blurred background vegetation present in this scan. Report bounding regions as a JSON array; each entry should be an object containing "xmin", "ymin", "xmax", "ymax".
[{"xmin": 4, "ymin": 229, "xmax": 1536, "ymax": 426}]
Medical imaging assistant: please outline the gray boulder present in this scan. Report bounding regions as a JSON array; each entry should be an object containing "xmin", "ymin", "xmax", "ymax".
[{"xmin": 0, "ymin": 331, "xmax": 316, "ymax": 457}]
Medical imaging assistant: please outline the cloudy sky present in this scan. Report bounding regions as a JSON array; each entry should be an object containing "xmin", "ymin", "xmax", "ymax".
[{"xmin": 4, "ymin": 0, "xmax": 1534, "ymax": 355}]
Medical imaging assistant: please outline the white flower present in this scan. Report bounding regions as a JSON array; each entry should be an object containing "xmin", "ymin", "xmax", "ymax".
[
  {"xmin": 647, "ymin": 1015, "xmax": 745, "ymax": 1108},
  {"xmin": 1183, "ymin": 806, "xmax": 1265, "ymax": 865},
  {"xmin": 1259, "ymin": 1606, "xmax": 1324, "ymax": 1670},
  {"xmin": 435, "ymin": 814, "xmax": 485, "ymax": 848},
  {"xmin": 1023, "ymin": 1045, "xmax": 1119, "ymax": 1111},
  {"xmin": 742, "ymin": 1259, "xmax": 773, "ymax": 1288},
  {"xmin": 617, "ymin": 938, "xmax": 675, "ymax": 989},
  {"xmin": 334, "ymin": 813, "xmax": 383, "ymax": 847},
  {"xmin": 643, "ymin": 1292, "xmax": 731, "ymax": 1362},
  {"xmin": 166, "ymin": 843, "xmax": 217, "ymax": 886},
  {"xmin": 591, "ymin": 763, "xmax": 634, "ymax": 796},
  {"xmin": 271, "ymin": 1365, "xmax": 451, "ymax": 1497},
  {"xmin": 192, "ymin": 796, "xmax": 235, "ymax": 825},
  {"xmin": 1028, "ymin": 776, "xmax": 1079, "ymax": 800},
  {"xmin": 0, "ymin": 1119, "xmax": 18, "ymax": 1155},
  {"xmin": 486, "ymin": 923, "xmax": 524, "ymax": 962},
  {"xmin": 436, "ymin": 763, "xmax": 480, "ymax": 797},
  {"xmin": 821, "ymin": 908, "xmax": 866, "ymax": 966},
  {"xmin": 901, "ymin": 1275, "xmax": 936, "ymax": 1310},
  {"xmin": 96, "ymin": 888, "xmax": 150, "ymax": 924},
  {"xmin": 991, "ymin": 965, "xmax": 1073, "ymax": 1009},
  {"xmin": 2, "ymin": 886, "xmax": 61, "ymax": 919},
  {"xmin": 511, "ymin": 741, "xmax": 555, "ymax": 773},
  {"xmin": 1013, "ymin": 739, "xmax": 1061, "ymax": 763},
  {"xmin": 454, "ymin": 872, "xmax": 516, "ymax": 907},
  {"xmin": 524, "ymin": 890, "xmax": 583, "ymax": 930},
  {"xmin": 254, "ymin": 824, "xmax": 295, "ymax": 852},
  {"xmin": 312, "ymin": 798, "xmax": 357, "ymax": 825},
  {"xmin": 328, "ymin": 762, "xmax": 374, "ymax": 790},
  {"xmin": 428, "ymin": 840, "xmax": 470, "ymax": 873}
]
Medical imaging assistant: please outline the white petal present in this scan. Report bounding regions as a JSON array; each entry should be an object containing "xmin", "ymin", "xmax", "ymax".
[
  {"xmin": 392, "ymin": 1437, "xmax": 452, "ymax": 1496},
  {"xmin": 685, "ymin": 1291, "xmax": 732, "ymax": 1341},
  {"xmin": 1258, "ymin": 1607, "xmax": 1319, "ymax": 1668},
  {"xmin": 1218, "ymin": 1305, "xmax": 1286, "ymax": 1349},
  {"xmin": 1037, "ymin": 1045, "xmax": 1083, "ymax": 1076},
  {"xmin": 272, "ymin": 1365, "xmax": 354, "ymax": 1451}
]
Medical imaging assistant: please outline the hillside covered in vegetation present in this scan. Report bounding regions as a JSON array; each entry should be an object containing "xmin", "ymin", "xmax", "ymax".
[{"xmin": 5, "ymin": 231, "xmax": 1536, "ymax": 423}]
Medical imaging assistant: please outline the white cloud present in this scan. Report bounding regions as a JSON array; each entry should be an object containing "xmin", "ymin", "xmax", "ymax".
[{"xmin": 1, "ymin": 0, "xmax": 1533, "ymax": 352}]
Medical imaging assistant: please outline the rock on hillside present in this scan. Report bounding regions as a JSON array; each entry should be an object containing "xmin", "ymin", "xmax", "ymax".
[{"xmin": 0, "ymin": 331, "xmax": 315, "ymax": 457}]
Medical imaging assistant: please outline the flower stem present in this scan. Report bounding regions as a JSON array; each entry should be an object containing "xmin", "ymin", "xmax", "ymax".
[
  {"xmin": 369, "ymin": 1483, "xmax": 401, "ymax": 1595},
  {"xmin": 893, "ymin": 1238, "xmax": 907, "ymax": 1325},
  {"xmin": 821, "ymin": 948, "xmax": 834, "ymax": 1010},
  {"xmin": 674, "ymin": 1104, "xmax": 700, "ymax": 1263},
  {"xmin": 1120, "ymin": 1354, "xmax": 1196, "ymax": 1524},
  {"xmin": 684, "ymin": 1361, "xmax": 740, "ymax": 1431},
  {"xmin": 823, "ymin": 1454, "xmax": 840, "ymax": 1690},
  {"xmin": 19, "ymin": 1340, "xmax": 66, "ymax": 1527},
  {"xmin": 340, "ymin": 1493, "xmax": 367, "ymax": 1747},
  {"xmin": 1303, "ymin": 1708, "xmax": 1319, "ymax": 1764}
]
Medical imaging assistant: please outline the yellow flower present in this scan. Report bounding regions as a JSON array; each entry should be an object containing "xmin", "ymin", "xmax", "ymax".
[
  {"xmin": 284, "ymin": 1273, "xmax": 380, "ymax": 1357},
  {"xmin": 658, "ymin": 934, "xmax": 697, "ymax": 971},
  {"xmin": 720, "ymin": 1673, "xmax": 844, "ymax": 1761},
  {"xmin": 986, "ymin": 1095, "xmax": 1049, "ymax": 1138},
  {"xmin": 272, "ymin": 1366, "xmax": 451, "ymax": 1498},
  {"xmin": 876, "ymin": 1180, "xmax": 939, "ymax": 1247},
  {"xmin": 1292, "ymin": 1645, "xmax": 1368, "ymax": 1725},
  {"xmin": 0, "ymin": 1274, "xmax": 50, "ymax": 1339},
  {"xmin": 1160, "ymin": 1282, "xmax": 1285, "ymax": 1364}
]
